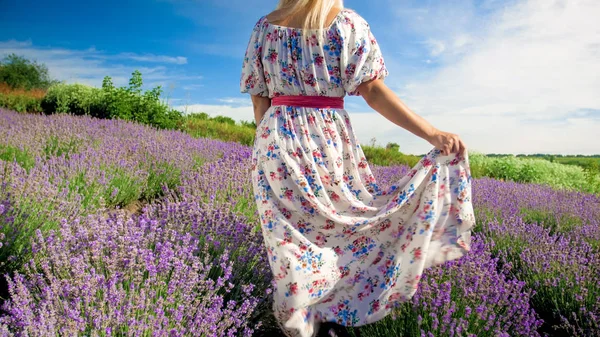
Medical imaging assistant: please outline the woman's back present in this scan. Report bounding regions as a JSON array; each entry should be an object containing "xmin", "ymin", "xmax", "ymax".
[
  {"xmin": 241, "ymin": 4, "xmax": 474, "ymax": 337},
  {"xmin": 240, "ymin": 8, "xmax": 388, "ymax": 98}
]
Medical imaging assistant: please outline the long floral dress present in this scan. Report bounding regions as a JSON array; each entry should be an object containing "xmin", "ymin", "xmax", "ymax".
[{"xmin": 240, "ymin": 8, "xmax": 475, "ymax": 337}]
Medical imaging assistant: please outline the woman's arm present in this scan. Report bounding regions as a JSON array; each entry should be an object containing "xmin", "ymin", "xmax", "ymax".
[
  {"xmin": 357, "ymin": 79, "xmax": 466, "ymax": 156},
  {"xmin": 251, "ymin": 95, "xmax": 271, "ymax": 125}
]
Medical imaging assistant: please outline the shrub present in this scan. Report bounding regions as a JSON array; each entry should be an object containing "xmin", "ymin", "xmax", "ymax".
[
  {"xmin": 239, "ymin": 119, "xmax": 257, "ymax": 128},
  {"xmin": 0, "ymin": 54, "xmax": 58, "ymax": 90},
  {"xmin": 186, "ymin": 112, "xmax": 210, "ymax": 120},
  {"xmin": 0, "ymin": 211, "xmax": 266, "ymax": 336},
  {"xmin": 0, "ymin": 83, "xmax": 44, "ymax": 113},
  {"xmin": 361, "ymin": 144, "xmax": 421, "ymax": 167},
  {"xmin": 469, "ymin": 152, "xmax": 600, "ymax": 194},
  {"xmin": 183, "ymin": 118, "xmax": 257, "ymax": 147},
  {"xmin": 0, "ymin": 92, "xmax": 42, "ymax": 113},
  {"xmin": 39, "ymin": 71, "xmax": 183, "ymax": 130},
  {"xmin": 101, "ymin": 71, "xmax": 182, "ymax": 129},
  {"xmin": 41, "ymin": 83, "xmax": 105, "ymax": 117},
  {"xmin": 210, "ymin": 115, "xmax": 236, "ymax": 125}
]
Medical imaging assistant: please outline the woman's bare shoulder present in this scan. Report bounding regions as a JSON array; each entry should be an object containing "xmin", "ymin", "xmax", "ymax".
[
  {"xmin": 337, "ymin": 8, "xmax": 370, "ymax": 28},
  {"xmin": 264, "ymin": 8, "xmax": 281, "ymax": 23},
  {"xmin": 265, "ymin": 6, "xmax": 353, "ymax": 29}
]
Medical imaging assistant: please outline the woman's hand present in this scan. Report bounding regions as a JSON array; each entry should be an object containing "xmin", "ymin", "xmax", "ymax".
[
  {"xmin": 427, "ymin": 130, "xmax": 466, "ymax": 156},
  {"xmin": 357, "ymin": 80, "xmax": 467, "ymax": 156}
]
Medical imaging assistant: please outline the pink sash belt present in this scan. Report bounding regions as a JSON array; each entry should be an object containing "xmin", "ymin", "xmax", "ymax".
[{"xmin": 271, "ymin": 95, "xmax": 344, "ymax": 109}]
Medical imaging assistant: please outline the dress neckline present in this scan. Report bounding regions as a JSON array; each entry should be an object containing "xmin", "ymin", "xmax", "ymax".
[{"xmin": 263, "ymin": 8, "xmax": 347, "ymax": 31}]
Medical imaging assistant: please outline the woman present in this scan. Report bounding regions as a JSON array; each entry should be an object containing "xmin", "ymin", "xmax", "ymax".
[{"xmin": 240, "ymin": 1, "xmax": 476, "ymax": 336}]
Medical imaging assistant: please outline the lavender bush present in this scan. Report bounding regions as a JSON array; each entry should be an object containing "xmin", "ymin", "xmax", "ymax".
[
  {"xmin": 481, "ymin": 217, "xmax": 600, "ymax": 336},
  {"xmin": 0, "ymin": 108, "xmax": 599, "ymax": 336},
  {"xmin": 0, "ymin": 163, "xmax": 83, "ymax": 271},
  {"xmin": 0, "ymin": 108, "xmax": 245, "ymax": 271},
  {"xmin": 175, "ymin": 147, "xmax": 259, "ymax": 221},
  {"xmin": 0, "ymin": 208, "xmax": 268, "ymax": 336},
  {"xmin": 471, "ymin": 178, "xmax": 600, "ymax": 335},
  {"xmin": 473, "ymin": 177, "xmax": 600, "ymax": 248},
  {"xmin": 357, "ymin": 235, "xmax": 543, "ymax": 337}
]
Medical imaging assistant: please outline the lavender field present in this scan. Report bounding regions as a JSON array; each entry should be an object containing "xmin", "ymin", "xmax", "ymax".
[{"xmin": 0, "ymin": 108, "xmax": 598, "ymax": 337}]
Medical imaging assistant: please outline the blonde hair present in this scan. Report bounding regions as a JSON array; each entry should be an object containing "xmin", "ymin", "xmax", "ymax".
[{"xmin": 270, "ymin": 0, "xmax": 344, "ymax": 31}]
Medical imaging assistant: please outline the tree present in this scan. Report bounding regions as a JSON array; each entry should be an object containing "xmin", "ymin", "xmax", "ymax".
[
  {"xmin": 386, "ymin": 142, "xmax": 400, "ymax": 151},
  {"xmin": 128, "ymin": 70, "xmax": 143, "ymax": 94},
  {"xmin": 0, "ymin": 54, "xmax": 57, "ymax": 90}
]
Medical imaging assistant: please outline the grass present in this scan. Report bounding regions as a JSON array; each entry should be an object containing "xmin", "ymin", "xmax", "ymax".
[
  {"xmin": 0, "ymin": 145, "xmax": 35, "ymax": 172},
  {"xmin": 183, "ymin": 117, "xmax": 257, "ymax": 147},
  {"xmin": 0, "ymin": 83, "xmax": 44, "ymax": 113}
]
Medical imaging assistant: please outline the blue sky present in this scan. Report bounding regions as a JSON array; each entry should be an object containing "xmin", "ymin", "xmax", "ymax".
[{"xmin": 1, "ymin": 0, "xmax": 599, "ymax": 155}]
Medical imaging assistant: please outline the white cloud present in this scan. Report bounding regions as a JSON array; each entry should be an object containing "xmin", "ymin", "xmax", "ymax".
[
  {"xmin": 182, "ymin": 84, "xmax": 205, "ymax": 91},
  {"xmin": 174, "ymin": 103, "xmax": 256, "ymax": 123},
  {"xmin": 217, "ymin": 97, "xmax": 252, "ymax": 105},
  {"xmin": 425, "ymin": 39, "xmax": 446, "ymax": 57},
  {"xmin": 0, "ymin": 40, "xmax": 194, "ymax": 88},
  {"xmin": 382, "ymin": 0, "xmax": 600, "ymax": 154},
  {"xmin": 117, "ymin": 52, "xmax": 188, "ymax": 64},
  {"xmin": 452, "ymin": 34, "xmax": 473, "ymax": 51}
]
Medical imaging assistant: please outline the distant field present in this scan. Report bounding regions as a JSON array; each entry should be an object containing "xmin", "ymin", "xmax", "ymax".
[{"xmin": 512, "ymin": 154, "xmax": 600, "ymax": 169}]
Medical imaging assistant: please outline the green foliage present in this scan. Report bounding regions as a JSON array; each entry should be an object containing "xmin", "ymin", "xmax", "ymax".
[
  {"xmin": 210, "ymin": 115, "xmax": 236, "ymax": 125},
  {"xmin": 100, "ymin": 71, "xmax": 183, "ymax": 129},
  {"xmin": 103, "ymin": 166, "xmax": 144, "ymax": 208},
  {"xmin": 517, "ymin": 153, "xmax": 600, "ymax": 169},
  {"xmin": 557, "ymin": 157, "xmax": 600, "ymax": 167},
  {"xmin": 469, "ymin": 152, "xmax": 600, "ymax": 194},
  {"xmin": 142, "ymin": 161, "xmax": 182, "ymax": 202},
  {"xmin": 518, "ymin": 208, "xmax": 582, "ymax": 235},
  {"xmin": 43, "ymin": 136, "xmax": 80, "ymax": 160},
  {"xmin": 0, "ymin": 92, "xmax": 42, "ymax": 113},
  {"xmin": 184, "ymin": 112, "xmax": 258, "ymax": 131},
  {"xmin": 39, "ymin": 71, "xmax": 183, "ymax": 130},
  {"xmin": 582, "ymin": 161, "xmax": 600, "ymax": 188},
  {"xmin": 385, "ymin": 142, "xmax": 400, "ymax": 151},
  {"xmin": 41, "ymin": 83, "xmax": 105, "ymax": 117},
  {"xmin": 183, "ymin": 117, "xmax": 257, "ymax": 147},
  {"xmin": 186, "ymin": 112, "xmax": 210, "ymax": 120},
  {"xmin": 0, "ymin": 54, "xmax": 58, "ymax": 90},
  {"xmin": 0, "ymin": 145, "xmax": 35, "ymax": 172},
  {"xmin": 239, "ymin": 119, "xmax": 257, "ymax": 128},
  {"xmin": 65, "ymin": 171, "xmax": 103, "ymax": 210},
  {"xmin": 99, "ymin": 160, "xmax": 183, "ymax": 208},
  {"xmin": 361, "ymin": 144, "xmax": 421, "ymax": 167}
]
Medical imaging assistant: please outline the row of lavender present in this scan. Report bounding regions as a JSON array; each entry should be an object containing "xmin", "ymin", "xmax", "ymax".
[
  {"xmin": 0, "ymin": 108, "xmax": 598, "ymax": 336},
  {"xmin": 0, "ymin": 108, "xmax": 271, "ymax": 336}
]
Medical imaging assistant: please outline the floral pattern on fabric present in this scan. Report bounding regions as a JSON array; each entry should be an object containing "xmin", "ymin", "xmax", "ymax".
[
  {"xmin": 241, "ymin": 9, "xmax": 388, "ymax": 98},
  {"xmin": 241, "ymin": 8, "xmax": 475, "ymax": 337}
]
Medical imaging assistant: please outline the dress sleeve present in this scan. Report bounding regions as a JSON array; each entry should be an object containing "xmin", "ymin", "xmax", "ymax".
[
  {"xmin": 340, "ymin": 12, "xmax": 389, "ymax": 96},
  {"xmin": 240, "ymin": 18, "xmax": 270, "ymax": 97}
]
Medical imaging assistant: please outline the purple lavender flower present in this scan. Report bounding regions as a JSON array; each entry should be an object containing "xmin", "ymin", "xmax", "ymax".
[
  {"xmin": 1, "ymin": 108, "xmax": 598, "ymax": 336},
  {"xmin": 0, "ymin": 208, "xmax": 267, "ymax": 336}
]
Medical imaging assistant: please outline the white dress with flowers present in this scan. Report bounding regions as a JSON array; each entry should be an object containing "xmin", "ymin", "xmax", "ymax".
[{"xmin": 240, "ymin": 8, "xmax": 475, "ymax": 337}]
